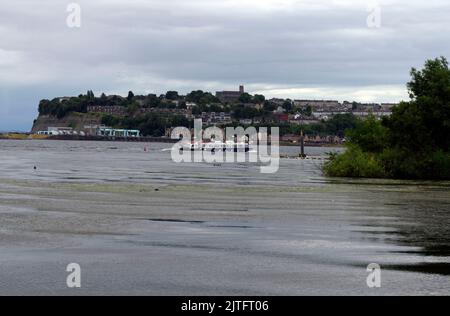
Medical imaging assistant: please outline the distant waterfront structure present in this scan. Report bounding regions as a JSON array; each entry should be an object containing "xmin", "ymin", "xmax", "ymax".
[
  {"xmin": 97, "ymin": 127, "xmax": 140, "ymax": 138},
  {"xmin": 36, "ymin": 127, "xmax": 84, "ymax": 136},
  {"xmin": 35, "ymin": 126, "xmax": 140, "ymax": 138},
  {"xmin": 216, "ymin": 85, "xmax": 245, "ymax": 103}
]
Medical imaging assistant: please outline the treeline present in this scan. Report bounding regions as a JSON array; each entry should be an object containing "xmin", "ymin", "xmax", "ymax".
[
  {"xmin": 38, "ymin": 89, "xmax": 295, "ymax": 120},
  {"xmin": 324, "ymin": 57, "xmax": 450, "ymax": 180},
  {"xmin": 38, "ymin": 93, "xmax": 93, "ymax": 119},
  {"xmin": 38, "ymin": 90, "xmax": 186, "ymax": 118}
]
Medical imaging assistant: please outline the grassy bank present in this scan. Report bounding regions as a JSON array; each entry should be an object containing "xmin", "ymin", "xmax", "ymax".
[
  {"xmin": 0, "ymin": 133, "xmax": 49, "ymax": 140},
  {"xmin": 0, "ymin": 133, "xmax": 29, "ymax": 140},
  {"xmin": 323, "ymin": 146, "xmax": 450, "ymax": 180}
]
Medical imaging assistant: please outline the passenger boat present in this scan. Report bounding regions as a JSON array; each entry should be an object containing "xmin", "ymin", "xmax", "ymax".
[{"xmin": 179, "ymin": 140, "xmax": 251, "ymax": 152}]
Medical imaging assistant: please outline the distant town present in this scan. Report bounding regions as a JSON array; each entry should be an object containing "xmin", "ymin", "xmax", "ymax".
[{"xmin": 29, "ymin": 85, "xmax": 399, "ymax": 145}]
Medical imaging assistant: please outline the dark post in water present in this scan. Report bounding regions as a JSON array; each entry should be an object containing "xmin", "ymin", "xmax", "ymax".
[{"xmin": 300, "ymin": 130, "xmax": 306, "ymax": 159}]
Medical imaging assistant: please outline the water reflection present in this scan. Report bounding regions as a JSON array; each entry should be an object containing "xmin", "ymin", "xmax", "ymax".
[{"xmin": 348, "ymin": 183, "xmax": 450, "ymax": 275}]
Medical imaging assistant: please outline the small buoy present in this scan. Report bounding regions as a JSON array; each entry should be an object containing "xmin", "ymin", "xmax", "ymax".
[
  {"xmin": 33, "ymin": 166, "xmax": 37, "ymax": 170},
  {"xmin": 154, "ymin": 188, "xmax": 159, "ymax": 192}
]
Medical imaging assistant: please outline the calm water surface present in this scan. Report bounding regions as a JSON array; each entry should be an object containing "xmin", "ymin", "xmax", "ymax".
[{"xmin": 0, "ymin": 140, "xmax": 449, "ymax": 295}]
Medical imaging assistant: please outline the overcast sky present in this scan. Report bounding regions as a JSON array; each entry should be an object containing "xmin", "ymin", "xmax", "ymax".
[{"xmin": 1, "ymin": 0, "xmax": 449, "ymax": 131}]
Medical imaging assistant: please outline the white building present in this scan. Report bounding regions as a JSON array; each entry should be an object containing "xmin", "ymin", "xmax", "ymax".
[{"xmin": 97, "ymin": 127, "xmax": 140, "ymax": 137}]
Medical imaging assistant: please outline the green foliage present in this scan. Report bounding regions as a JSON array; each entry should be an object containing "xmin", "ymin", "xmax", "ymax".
[
  {"xmin": 145, "ymin": 94, "xmax": 161, "ymax": 108},
  {"xmin": 38, "ymin": 96, "xmax": 91, "ymax": 118},
  {"xmin": 323, "ymin": 145, "xmax": 386, "ymax": 178},
  {"xmin": 238, "ymin": 93, "xmax": 252, "ymax": 104},
  {"xmin": 232, "ymin": 105, "xmax": 261, "ymax": 119},
  {"xmin": 430, "ymin": 150, "xmax": 450, "ymax": 179},
  {"xmin": 379, "ymin": 148, "xmax": 450, "ymax": 180},
  {"xmin": 325, "ymin": 113, "xmax": 359, "ymax": 138},
  {"xmin": 346, "ymin": 115, "xmax": 387, "ymax": 153},
  {"xmin": 127, "ymin": 102, "xmax": 140, "ymax": 115},
  {"xmin": 101, "ymin": 114, "xmax": 121, "ymax": 127},
  {"xmin": 283, "ymin": 100, "xmax": 293, "ymax": 112},
  {"xmin": 127, "ymin": 91, "xmax": 134, "ymax": 101},
  {"xmin": 263, "ymin": 101, "xmax": 277, "ymax": 112},
  {"xmin": 165, "ymin": 91, "xmax": 179, "ymax": 100},
  {"xmin": 325, "ymin": 57, "xmax": 450, "ymax": 180},
  {"xmin": 302, "ymin": 106, "xmax": 312, "ymax": 117},
  {"xmin": 408, "ymin": 57, "xmax": 450, "ymax": 103},
  {"xmin": 86, "ymin": 90, "xmax": 95, "ymax": 99},
  {"xmin": 386, "ymin": 57, "xmax": 450, "ymax": 151},
  {"xmin": 253, "ymin": 94, "xmax": 266, "ymax": 104},
  {"xmin": 186, "ymin": 90, "xmax": 219, "ymax": 105},
  {"xmin": 280, "ymin": 113, "xmax": 357, "ymax": 137}
]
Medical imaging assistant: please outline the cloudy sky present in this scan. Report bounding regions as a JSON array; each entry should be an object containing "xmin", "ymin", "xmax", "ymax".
[{"xmin": 1, "ymin": 0, "xmax": 449, "ymax": 130}]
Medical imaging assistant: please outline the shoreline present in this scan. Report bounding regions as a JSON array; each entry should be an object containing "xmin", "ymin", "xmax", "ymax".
[{"xmin": 0, "ymin": 133, "xmax": 345, "ymax": 148}]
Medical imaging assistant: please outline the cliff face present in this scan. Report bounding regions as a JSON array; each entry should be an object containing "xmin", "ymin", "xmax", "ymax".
[{"xmin": 31, "ymin": 113, "xmax": 102, "ymax": 133}]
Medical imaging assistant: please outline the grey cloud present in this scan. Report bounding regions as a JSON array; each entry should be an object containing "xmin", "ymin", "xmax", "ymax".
[{"xmin": 1, "ymin": 0, "xmax": 450, "ymax": 130}]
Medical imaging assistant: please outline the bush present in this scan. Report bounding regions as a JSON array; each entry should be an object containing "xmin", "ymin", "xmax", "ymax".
[
  {"xmin": 380, "ymin": 148, "xmax": 450, "ymax": 179},
  {"xmin": 346, "ymin": 115, "xmax": 387, "ymax": 153},
  {"xmin": 323, "ymin": 145, "xmax": 387, "ymax": 178}
]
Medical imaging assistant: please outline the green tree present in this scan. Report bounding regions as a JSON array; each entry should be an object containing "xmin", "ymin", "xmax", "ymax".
[
  {"xmin": 263, "ymin": 101, "xmax": 277, "ymax": 112},
  {"xmin": 304, "ymin": 106, "xmax": 312, "ymax": 116},
  {"xmin": 325, "ymin": 113, "xmax": 358, "ymax": 138},
  {"xmin": 165, "ymin": 91, "xmax": 179, "ymax": 100},
  {"xmin": 283, "ymin": 100, "xmax": 293, "ymax": 112},
  {"xmin": 253, "ymin": 94, "xmax": 266, "ymax": 104},
  {"xmin": 186, "ymin": 91, "xmax": 219, "ymax": 105},
  {"xmin": 239, "ymin": 93, "xmax": 252, "ymax": 104},
  {"xmin": 387, "ymin": 57, "xmax": 450, "ymax": 150},
  {"xmin": 38, "ymin": 99, "xmax": 52, "ymax": 115},
  {"xmin": 325, "ymin": 57, "xmax": 450, "ymax": 179},
  {"xmin": 192, "ymin": 106, "xmax": 202, "ymax": 115},
  {"xmin": 127, "ymin": 102, "xmax": 140, "ymax": 115},
  {"xmin": 186, "ymin": 90, "xmax": 204, "ymax": 103},
  {"xmin": 346, "ymin": 115, "xmax": 387, "ymax": 153},
  {"xmin": 145, "ymin": 94, "xmax": 161, "ymax": 108},
  {"xmin": 87, "ymin": 90, "xmax": 95, "ymax": 100},
  {"xmin": 127, "ymin": 91, "xmax": 135, "ymax": 101}
]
